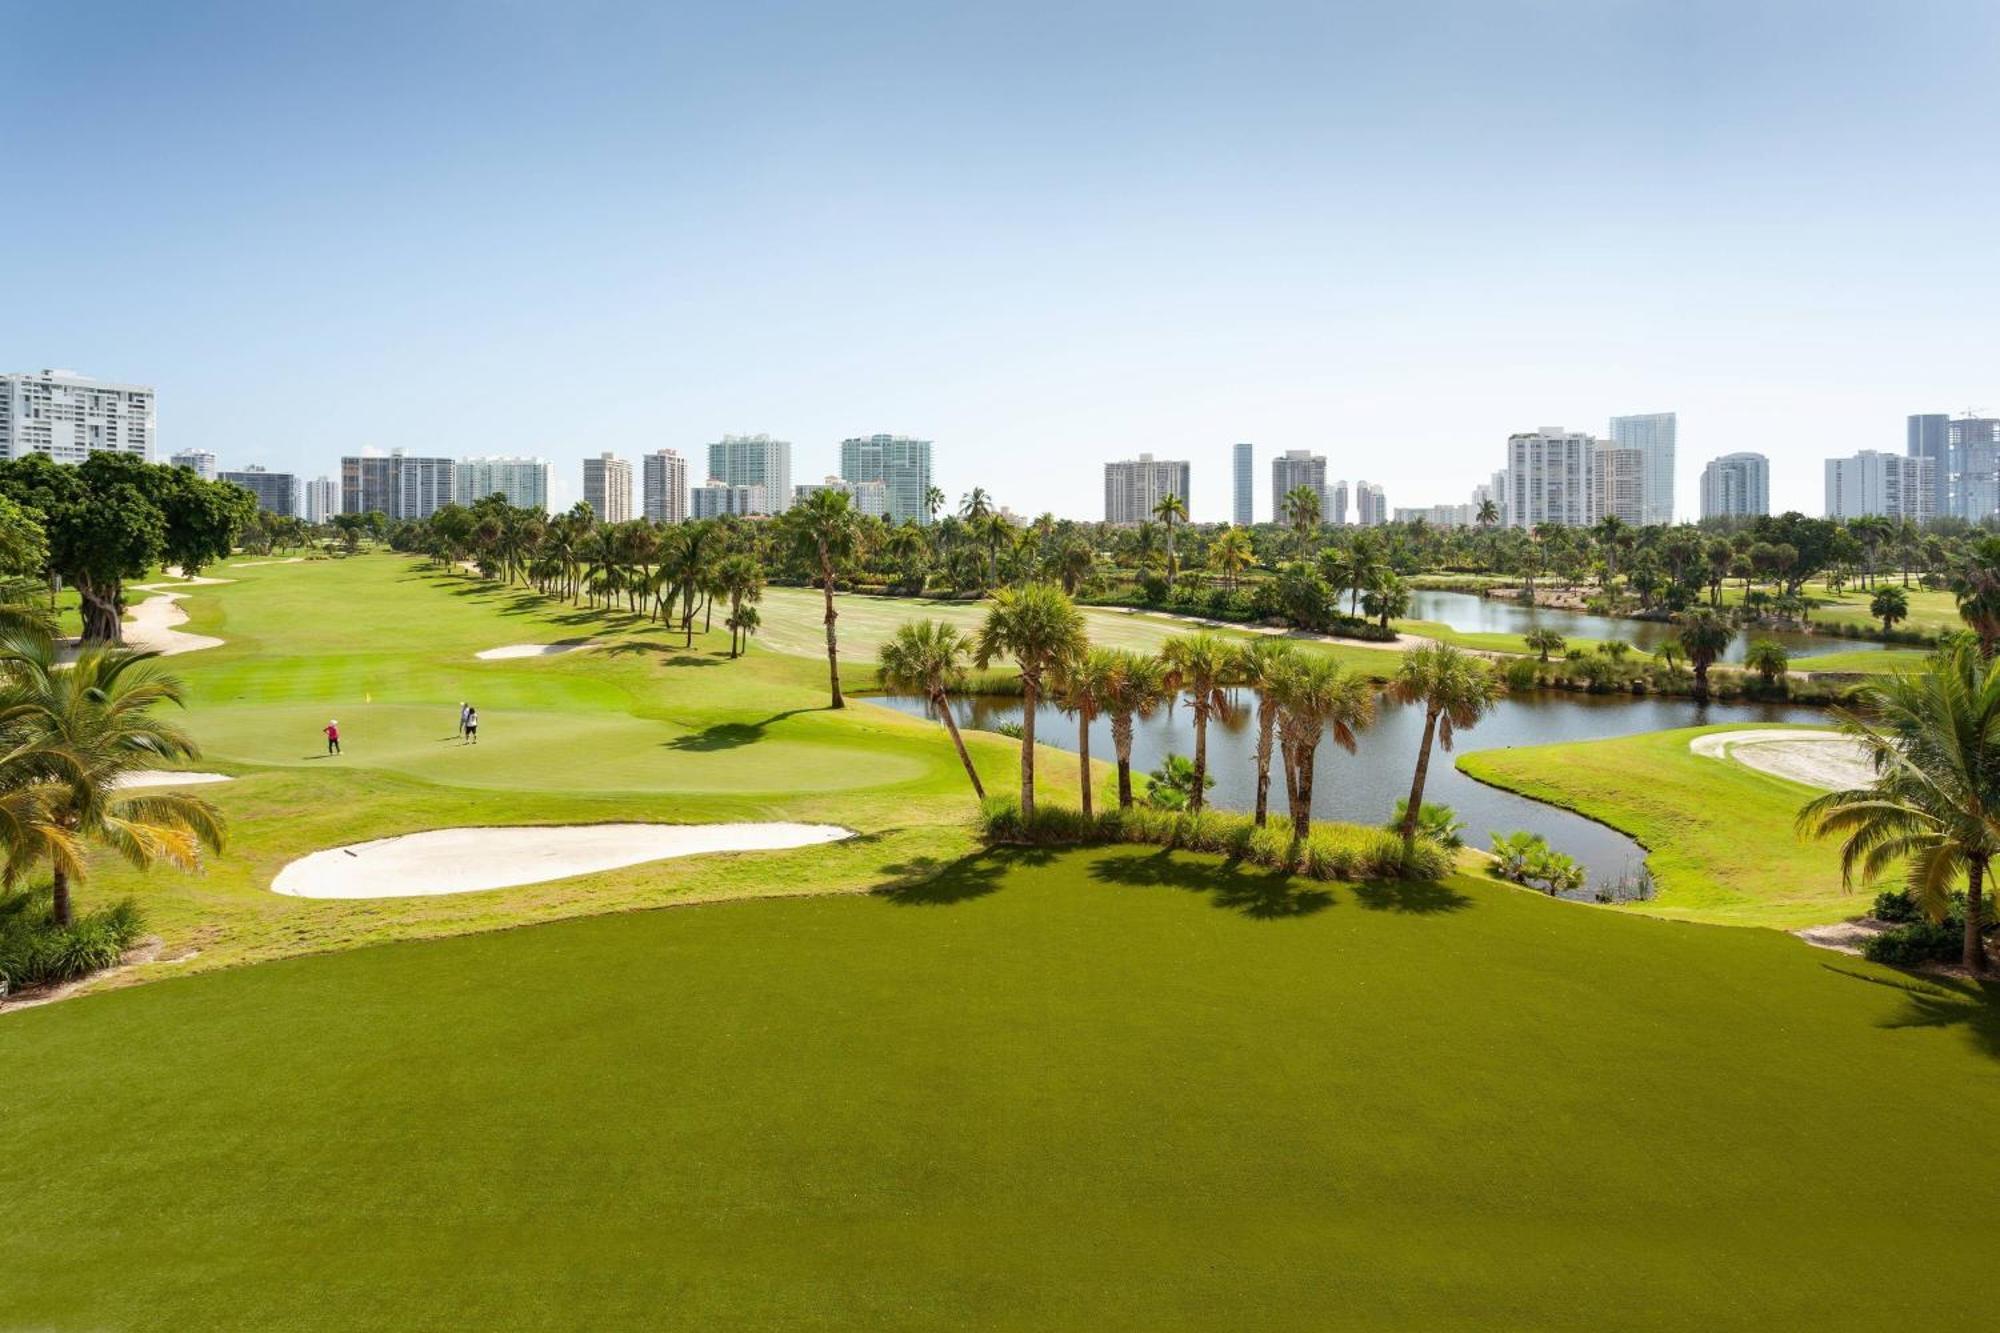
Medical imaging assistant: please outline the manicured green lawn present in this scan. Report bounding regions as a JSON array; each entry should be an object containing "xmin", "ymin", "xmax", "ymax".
[
  {"xmin": 6, "ymin": 843, "xmax": 1997, "ymax": 1329},
  {"xmin": 1717, "ymin": 580, "xmax": 1958, "ymax": 636},
  {"xmin": 1458, "ymin": 724, "xmax": 1877, "ymax": 928},
  {"xmin": 71, "ymin": 554, "xmax": 1036, "ymax": 978}
]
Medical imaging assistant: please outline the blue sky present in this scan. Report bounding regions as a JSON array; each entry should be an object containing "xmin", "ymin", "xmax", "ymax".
[{"xmin": 5, "ymin": 1, "xmax": 1997, "ymax": 520}]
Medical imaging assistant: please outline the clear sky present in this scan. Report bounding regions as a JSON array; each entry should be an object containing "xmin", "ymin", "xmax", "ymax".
[{"xmin": 5, "ymin": 1, "xmax": 1997, "ymax": 521}]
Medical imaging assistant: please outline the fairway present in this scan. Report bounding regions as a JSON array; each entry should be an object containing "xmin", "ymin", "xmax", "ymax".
[
  {"xmin": 1460, "ymin": 724, "xmax": 1876, "ymax": 927},
  {"xmin": 6, "ymin": 844, "xmax": 1998, "ymax": 1329}
]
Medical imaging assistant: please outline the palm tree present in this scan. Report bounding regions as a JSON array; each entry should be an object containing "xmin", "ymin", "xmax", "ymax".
[
  {"xmin": 974, "ymin": 584, "xmax": 1087, "ymax": 819},
  {"xmin": 716, "ymin": 554, "xmax": 764, "ymax": 658},
  {"xmin": 925, "ymin": 485, "xmax": 947, "ymax": 524},
  {"xmin": 1271, "ymin": 653, "xmax": 1374, "ymax": 838},
  {"xmin": 1283, "ymin": 485, "xmax": 1321, "ymax": 559},
  {"xmin": 1744, "ymin": 638, "xmax": 1789, "ymax": 686},
  {"xmin": 1390, "ymin": 643, "xmax": 1504, "ymax": 860},
  {"xmin": 877, "ymin": 621, "xmax": 985, "ymax": 802},
  {"xmin": 1051, "ymin": 539, "xmax": 1095, "ymax": 595},
  {"xmin": 1099, "ymin": 650, "xmax": 1170, "ymax": 809},
  {"xmin": 1361, "ymin": 572, "xmax": 1410, "ymax": 630},
  {"xmin": 784, "ymin": 489, "xmax": 859, "ymax": 708},
  {"xmin": 1054, "ymin": 648, "xmax": 1121, "ymax": 817},
  {"xmin": 1475, "ymin": 497, "xmax": 1500, "ymax": 528},
  {"xmin": 1207, "ymin": 527, "xmax": 1254, "ymax": 592},
  {"xmin": 1676, "ymin": 609, "xmax": 1733, "ymax": 702},
  {"xmin": 1798, "ymin": 642, "xmax": 2000, "ymax": 973},
  {"xmin": 0, "ymin": 631, "xmax": 225, "ymax": 927},
  {"xmin": 1523, "ymin": 628, "xmax": 1564, "ymax": 662},
  {"xmin": 1951, "ymin": 536, "xmax": 2000, "ymax": 658},
  {"xmin": 1236, "ymin": 638, "xmax": 1297, "ymax": 825},
  {"xmin": 1160, "ymin": 633, "xmax": 1239, "ymax": 814},
  {"xmin": 1152, "ymin": 492, "xmax": 1189, "ymax": 581}
]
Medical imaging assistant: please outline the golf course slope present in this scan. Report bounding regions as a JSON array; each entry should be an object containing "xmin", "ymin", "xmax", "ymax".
[{"xmin": 5, "ymin": 845, "xmax": 1999, "ymax": 1329}]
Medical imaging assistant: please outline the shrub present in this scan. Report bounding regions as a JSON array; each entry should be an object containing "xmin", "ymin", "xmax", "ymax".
[
  {"xmin": 1870, "ymin": 888, "xmax": 1920, "ymax": 923},
  {"xmin": 1387, "ymin": 799, "xmax": 1465, "ymax": 850},
  {"xmin": 1862, "ymin": 920, "xmax": 1964, "ymax": 968},
  {"xmin": 991, "ymin": 720, "xmax": 1025, "ymax": 740},
  {"xmin": 1503, "ymin": 658, "xmax": 1542, "ymax": 690},
  {"xmin": 1488, "ymin": 831, "xmax": 1587, "ymax": 896},
  {"xmin": 1145, "ymin": 753, "xmax": 1213, "ymax": 810},
  {"xmin": 976, "ymin": 798, "xmax": 1449, "ymax": 882},
  {"xmin": 0, "ymin": 887, "xmax": 147, "ymax": 993}
]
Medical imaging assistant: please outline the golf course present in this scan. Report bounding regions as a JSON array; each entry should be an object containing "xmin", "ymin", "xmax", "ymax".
[{"xmin": 6, "ymin": 554, "xmax": 2000, "ymax": 1329}]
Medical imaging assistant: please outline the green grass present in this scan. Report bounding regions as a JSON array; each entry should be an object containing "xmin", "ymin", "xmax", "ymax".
[
  {"xmin": 1458, "ymin": 723, "xmax": 1881, "ymax": 928},
  {"xmin": 6, "ymin": 843, "xmax": 1998, "ymax": 1329},
  {"xmin": 1716, "ymin": 580, "xmax": 1960, "ymax": 636},
  {"xmin": 64, "ymin": 554, "xmax": 1048, "ymax": 978}
]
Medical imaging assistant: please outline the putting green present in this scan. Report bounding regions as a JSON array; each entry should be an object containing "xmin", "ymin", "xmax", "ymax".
[{"xmin": 5, "ymin": 845, "xmax": 1998, "ymax": 1328}]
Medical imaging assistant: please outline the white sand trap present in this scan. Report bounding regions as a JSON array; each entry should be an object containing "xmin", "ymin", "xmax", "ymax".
[
  {"xmin": 124, "ymin": 593, "xmax": 224, "ymax": 656},
  {"xmin": 227, "ymin": 557, "xmax": 306, "ymax": 567},
  {"xmin": 272, "ymin": 822, "xmax": 854, "ymax": 899},
  {"xmin": 475, "ymin": 641, "xmax": 599, "ymax": 660},
  {"xmin": 1689, "ymin": 729, "xmax": 1875, "ymax": 791},
  {"xmin": 111, "ymin": 771, "xmax": 234, "ymax": 790}
]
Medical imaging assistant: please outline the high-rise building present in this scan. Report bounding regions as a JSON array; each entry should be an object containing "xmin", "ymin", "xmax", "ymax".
[
  {"xmin": 1949, "ymin": 416, "xmax": 2000, "ymax": 522},
  {"xmin": 1592, "ymin": 447, "xmax": 1647, "ymax": 525},
  {"xmin": 643, "ymin": 449, "xmax": 689, "ymax": 524},
  {"xmin": 1907, "ymin": 413, "xmax": 1951, "ymax": 520},
  {"xmin": 1489, "ymin": 470, "xmax": 1510, "ymax": 527},
  {"xmin": 170, "ymin": 448, "xmax": 218, "ymax": 480},
  {"xmin": 1103, "ymin": 454, "xmax": 1191, "ymax": 525},
  {"xmin": 1607, "ymin": 412, "xmax": 1675, "ymax": 525},
  {"xmin": 1325, "ymin": 480, "xmax": 1349, "ymax": 527},
  {"xmin": 1270, "ymin": 450, "xmax": 1329, "ymax": 524},
  {"xmin": 1699, "ymin": 453, "xmax": 1769, "ymax": 519},
  {"xmin": 340, "ymin": 451, "xmax": 456, "ymax": 520},
  {"xmin": 839, "ymin": 435, "xmax": 932, "ymax": 525},
  {"xmin": 1825, "ymin": 451, "xmax": 1934, "ymax": 522},
  {"xmin": 1355, "ymin": 482, "xmax": 1387, "ymax": 526},
  {"xmin": 304, "ymin": 476, "xmax": 338, "ymax": 525},
  {"xmin": 456, "ymin": 456, "xmax": 551, "ymax": 511},
  {"xmin": 708, "ymin": 435, "xmax": 792, "ymax": 514},
  {"xmin": 1231, "ymin": 442, "xmax": 1254, "ymax": 526},
  {"xmin": 1506, "ymin": 428, "xmax": 1596, "ymax": 528},
  {"xmin": 0, "ymin": 369, "xmax": 154, "ymax": 462},
  {"xmin": 691, "ymin": 480, "xmax": 769, "ymax": 518},
  {"xmin": 795, "ymin": 476, "xmax": 889, "ymax": 518},
  {"xmin": 219, "ymin": 466, "xmax": 299, "ymax": 517},
  {"xmin": 581, "ymin": 453, "xmax": 633, "ymax": 523}
]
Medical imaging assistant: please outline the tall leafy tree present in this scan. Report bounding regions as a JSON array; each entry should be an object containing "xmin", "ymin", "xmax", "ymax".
[
  {"xmin": 716, "ymin": 554, "xmax": 764, "ymax": 658},
  {"xmin": 1236, "ymin": 638, "xmax": 1297, "ymax": 826},
  {"xmin": 1272, "ymin": 653, "xmax": 1374, "ymax": 838},
  {"xmin": 1950, "ymin": 535, "xmax": 2000, "ymax": 659},
  {"xmin": 1160, "ymin": 633, "xmax": 1239, "ymax": 814},
  {"xmin": 1389, "ymin": 643, "xmax": 1504, "ymax": 860},
  {"xmin": 783, "ymin": 490, "xmax": 860, "ymax": 707},
  {"xmin": 974, "ymin": 583, "xmax": 1086, "ymax": 819},
  {"xmin": 1676, "ymin": 609, "xmax": 1733, "ymax": 702},
  {"xmin": 877, "ymin": 620, "xmax": 985, "ymax": 801},
  {"xmin": 1798, "ymin": 642, "xmax": 2000, "ymax": 973},
  {"xmin": 1151, "ymin": 492, "xmax": 1188, "ymax": 581},
  {"xmin": 1283, "ymin": 485, "xmax": 1321, "ymax": 559},
  {"xmin": 1054, "ymin": 648, "xmax": 1121, "ymax": 817}
]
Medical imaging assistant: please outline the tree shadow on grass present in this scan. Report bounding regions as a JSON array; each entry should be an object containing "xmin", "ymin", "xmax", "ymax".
[
  {"xmin": 605, "ymin": 641, "xmax": 724, "ymax": 665},
  {"xmin": 664, "ymin": 708, "xmax": 819, "ymax": 751},
  {"xmin": 1085, "ymin": 847, "xmax": 1334, "ymax": 919},
  {"xmin": 1349, "ymin": 877, "xmax": 1473, "ymax": 915},
  {"xmin": 872, "ymin": 848, "xmax": 1054, "ymax": 906},
  {"xmin": 1823, "ymin": 963, "xmax": 2000, "ymax": 1061}
]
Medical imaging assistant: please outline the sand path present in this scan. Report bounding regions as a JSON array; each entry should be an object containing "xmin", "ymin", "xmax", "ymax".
[
  {"xmin": 111, "ymin": 771, "xmax": 234, "ymax": 790},
  {"xmin": 123, "ymin": 593, "xmax": 224, "ymax": 656},
  {"xmin": 272, "ymin": 822, "xmax": 854, "ymax": 899}
]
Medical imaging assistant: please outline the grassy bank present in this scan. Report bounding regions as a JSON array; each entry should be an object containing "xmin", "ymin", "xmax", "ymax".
[{"xmin": 5, "ymin": 843, "xmax": 1997, "ymax": 1328}]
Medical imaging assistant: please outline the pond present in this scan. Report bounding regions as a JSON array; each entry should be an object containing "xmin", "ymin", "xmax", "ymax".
[
  {"xmin": 871, "ymin": 689, "xmax": 1825, "ymax": 888},
  {"xmin": 1372, "ymin": 588, "xmax": 1884, "ymax": 663}
]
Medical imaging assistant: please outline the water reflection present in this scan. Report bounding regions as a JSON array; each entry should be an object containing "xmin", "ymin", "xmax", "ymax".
[
  {"xmin": 872, "ymin": 689, "xmax": 1823, "ymax": 884},
  {"xmin": 1369, "ymin": 588, "xmax": 1885, "ymax": 663}
]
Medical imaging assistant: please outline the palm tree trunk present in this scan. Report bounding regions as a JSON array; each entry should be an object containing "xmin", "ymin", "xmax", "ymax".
[
  {"xmin": 1401, "ymin": 709, "xmax": 1440, "ymax": 856},
  {"xmin": 1113, "ymin": 714, "xmax": 1134, "ymax": 808},
  {"xmin": 1076, "ymin": 710, "xmax": 1093, "ymax": 817},
  {"xmin": 50, "ymin": 864, "xmax": 72, "ymax": 928},
  {"xmin": 1295, "ymin": 744, "xmax": 1317, "ymax": 839},
  {"xmin": 1966, "ymin": 858, "xmax": 1988, "ymax": 974},
  {"xmin": 1190, "ymin": 700, "xmax": 1209, "ymax": 813},
  {"xmin": 1019, "ymin": 676, "xmax": 1038, "ymax": 819},
  {"xmin": 936, "ymin": 689, "xmax": 986, "ymax": 800},
  {"xmin": 1253, "ymin": 699, "xmax": 1276, "ymax": 826},
  {"xmin": 1693, "ymin": 659, "xmax": 1711, "ymax": 703},
  {"xmin": 820, "ymin": 555, "xmax": 844, "ymax": 708}
]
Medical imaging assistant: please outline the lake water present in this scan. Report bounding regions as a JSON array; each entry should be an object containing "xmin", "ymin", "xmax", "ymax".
[
  {"xmin": 1369, "ymin": 588, "xmax": 1885, "ymax": 663},
  {"xmin": 871, "ymin": 689, "xmax": 1824, "ymax": 887}
]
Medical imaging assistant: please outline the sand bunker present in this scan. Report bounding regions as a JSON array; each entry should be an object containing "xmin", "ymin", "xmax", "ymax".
[
  {"xmin": 271, "ymin": 822, "xmax": 854, "ymax": 899},
  {"xmin": 125, "ymin": 594, "xmax": 224, "ymax": 656},
  {"xmin": 475, "ymin": 642, "xmax": 598, "ymax": 660},
  {"xmin": 1689, "ymin": 729, "xmax": 1874, "ymax": 791},
  {"xmin": 111, "ymin": 771, "xmax": 234, "ymax": 790}
]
